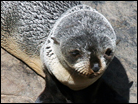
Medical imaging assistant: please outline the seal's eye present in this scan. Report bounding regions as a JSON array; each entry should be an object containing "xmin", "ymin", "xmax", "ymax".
[
  {"xmin": 105, "ymin": 48, "xmax": 112, "ymax": 56},
  {"xmin": 69, "ymin": 50, "xmax": 80, "ymax": 57}
]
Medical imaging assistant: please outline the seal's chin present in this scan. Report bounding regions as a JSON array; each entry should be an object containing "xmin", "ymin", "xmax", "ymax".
[{"xmin": 74, "ymin": 67, "xmax": 103, "ymax": 78}]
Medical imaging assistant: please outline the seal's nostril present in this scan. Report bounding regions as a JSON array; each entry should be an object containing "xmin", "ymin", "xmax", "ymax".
[
  {"xmin": 92, "ymin": 63, "xmax": 100, "ymax": 72},
  {"xmin": 93, "ymin": 67, "xmax": 100, "ymax": 72}
]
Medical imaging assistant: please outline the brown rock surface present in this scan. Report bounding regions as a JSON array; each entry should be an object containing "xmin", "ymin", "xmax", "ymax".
[{"xmin": 1, "ymin": 48, "xmax": 45, "ymax": 103}]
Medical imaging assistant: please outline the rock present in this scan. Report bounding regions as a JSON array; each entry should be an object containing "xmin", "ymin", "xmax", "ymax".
[{"xmin": 1, "ymin": 48, "xmax": 45, "ymax": 103}]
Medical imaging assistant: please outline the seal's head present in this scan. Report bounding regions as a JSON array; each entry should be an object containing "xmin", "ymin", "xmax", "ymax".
[
  {"xmin": 50, "ymin": 5, "xmax": 116, "ymax": 78},
  {"xmin": 41, "ymin": 5, "xmax": 116, "ymax": 90}
]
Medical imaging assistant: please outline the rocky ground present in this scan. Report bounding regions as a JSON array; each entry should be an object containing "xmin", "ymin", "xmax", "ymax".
[
  {"xmin": 1, "ymin": 48, "xmax": 45, "ymax": 103},
  {"xmin": 1, "ymin": 1, "xmax": 137, "ymax": 103}
]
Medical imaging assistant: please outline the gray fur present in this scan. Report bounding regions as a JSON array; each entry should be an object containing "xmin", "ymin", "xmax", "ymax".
[
  {"xmin": 41, "ymin": 5, "xmax": 116, "ymax": 90},
  {"xmin": 1, "ymin": 1, "xmax": 116, "ymax": 90},
  {"xmin": 1, "ymin": 1, "xmax": 81, "ymax": 56}
]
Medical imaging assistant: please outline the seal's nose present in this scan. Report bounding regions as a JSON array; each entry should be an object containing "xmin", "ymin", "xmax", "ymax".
[{"xmin": 92, "ymin": 63, "xmax": 100, "ymax": 72}]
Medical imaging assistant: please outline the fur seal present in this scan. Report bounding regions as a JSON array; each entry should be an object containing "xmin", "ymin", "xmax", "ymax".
[
  {"xmin": 40, "ymin": 4, "xmax": 116, "ymax": 90},
  {"xmin": 2, "ymin": 1, "xmax": 128, "ymax": 103}
]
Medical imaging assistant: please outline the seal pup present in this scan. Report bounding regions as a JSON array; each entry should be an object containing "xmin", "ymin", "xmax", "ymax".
[
  {"xmin": 40, "ymin": 4, "xmax": 116, "ymax": 91},
  {"xmin": 1, "ymin": 1, "xmax": 127, "ymax": 103},
  {"xmin": 36, "ymin": 4, "xmax": 121, "ymax": 103}
]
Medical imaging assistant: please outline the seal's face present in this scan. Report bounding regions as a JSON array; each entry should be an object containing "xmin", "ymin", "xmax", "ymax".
[
  {"xmin": 51, "ymin": 8, "xmax": 116, "ymax": 78},
  {"xmin": 59, "ymin": 34, "xmax": 115, "ymax": 78},
  {"xmin": 41, "ymin": 5, "xmax": 116, "ymax": 90}
]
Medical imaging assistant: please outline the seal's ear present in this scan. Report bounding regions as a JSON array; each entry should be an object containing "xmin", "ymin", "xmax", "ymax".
[
  {"xmin": 116, "ymin": 39, "xmax": 121, "ymax": 45},
  {"xmin": 51, "ymin": 37, "xmax": 60, "ymax": 45}
]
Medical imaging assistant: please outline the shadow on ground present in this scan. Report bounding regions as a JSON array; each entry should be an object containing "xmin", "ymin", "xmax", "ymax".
[{"xmin": 100, "ymin": 56, "xmax": 133, "ymax": 102}]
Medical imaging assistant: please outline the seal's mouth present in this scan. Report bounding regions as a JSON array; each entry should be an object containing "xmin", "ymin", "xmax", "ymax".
[
  {"xmin": 72, "ymin": 56, "xmax": 107, "ymax": 78},
  {"xmin": 74, "ymin": 68, "xmax": 103, "ymax": 78}
]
